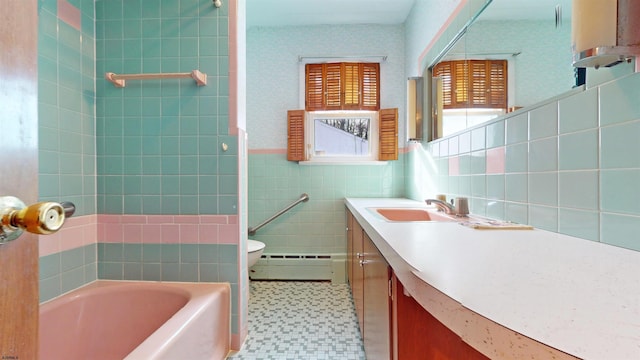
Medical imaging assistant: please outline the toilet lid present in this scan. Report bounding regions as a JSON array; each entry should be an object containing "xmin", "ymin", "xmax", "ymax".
[{"xmin": 248, "ymin": 239, "xmax": 266, "ymax": 252}]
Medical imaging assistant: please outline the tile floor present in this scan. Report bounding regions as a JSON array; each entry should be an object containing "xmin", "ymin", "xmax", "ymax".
[{"xmin": 228, "ymin": 281, "xmax": 366, "ymax": 360}]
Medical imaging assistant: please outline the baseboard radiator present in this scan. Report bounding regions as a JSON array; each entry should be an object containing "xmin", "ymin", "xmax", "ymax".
[{"xmin": 250, "ymin": 253, "xmax": 346, "ymax": 284}]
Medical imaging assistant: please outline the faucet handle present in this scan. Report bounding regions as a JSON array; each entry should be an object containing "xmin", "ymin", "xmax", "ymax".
[{"xmin": 454, "ymin": 197, "xmax": 469, "ymax": 216}]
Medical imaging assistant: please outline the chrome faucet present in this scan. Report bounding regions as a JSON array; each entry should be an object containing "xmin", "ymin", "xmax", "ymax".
[{"xmin": 425, "ymin": 199, "xmax": 456, "ymax": 215}]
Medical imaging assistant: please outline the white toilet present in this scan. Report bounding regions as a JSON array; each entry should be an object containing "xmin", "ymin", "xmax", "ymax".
[{"xmin": 247, "ymin": 239, "xmax": 266, "ymax": 268}]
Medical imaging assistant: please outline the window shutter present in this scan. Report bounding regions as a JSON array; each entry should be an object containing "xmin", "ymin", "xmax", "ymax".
[
  {"xmin": 361, "ymin": 63, "xmax": 380, "ymax": 110},
  {"xmin": 305, "ymin": 64, "xmax": 324, "ymax": 111},
  {"xmin": 378, "ymin": 108, "xmax": 398, "ymax": 161},
  {"xmin": 287, "ymin": 110, "xmax": 305, "ymax": 161},
  {"xmin": 453, "ymin": 61, "xmax": 469, "ymax": 106},
  {"xmin": 304, "ymin": 62, "xmax": 380, "ymax": 111}
]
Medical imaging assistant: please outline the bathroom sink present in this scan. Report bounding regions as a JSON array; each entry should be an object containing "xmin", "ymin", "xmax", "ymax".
[{"xmin": 371, "ymin": 208, "xmax": 454, "ymax": 222}]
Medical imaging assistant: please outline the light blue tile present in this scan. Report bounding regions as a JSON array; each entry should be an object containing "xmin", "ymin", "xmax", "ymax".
[
  {"xmin": 601, "ymin": 212, "xmax": 640, "ymax": 251},
  {"xmin": 559, "ymin": 87, "xmax": 598, "ymax": 133},
  {"xmin": 471, "ymin": 175, "xmax": 486, "ymax": 197},
  {"xmin": 40, "ymin": 276, "xmax": 61, "ymax": 303},
  {"xmin": 601, "ymin": 170, "xmax": 640, "ymax": 215},
  {"xmin": 471, "ymin": 127, "xmax": 485, "ymax": 151},
  {"xmin": 123, "ymin": 263, "xmax": 142, "ymax": 280},
  {"xmin": 486, "ymin": 174, "xmax": 505, "ymax": 200},
  {"xmin": 161, "ymin": 244, "xmax": 180, "ymax": 263},
  {"xmin": 486, "ymin": 200, "xmax": 505, "ymax": 220},
  {"xmin": 529, "ymin": 102, "xmax": 558, "ymax": 140},
  {"xmin": 559, "ymin": 171, "xmax": 598, "ymax": 210},
  {"xmin": 470, "ymin": 151, "xmax": 486, "ymax": 174},
  {"xmin": 506, "ymin": 112, "xmax": 528, "ymax": 145},
  {"xmin": 486, "ymin": 120, "xmax": 504, "ymax": 148},
  {"xmin": 529, "ymin": 172, "xmax": 557, "ymax": 206},
  {"xmin": 505, "ymin": 202, "xmax": 528, "ymax": 224},
  {"xmin": 505, "ymin": 142, "xmax": 529, "ymax": 173},
  {"xmin": 600, "ymin": 72, "xmax": 640, "ymax": 126},
  {"xmin": 558, "ymin": 208, "xmax": 599, "ymax": 241},
  {"xmin": 600, "ymin": 121, "xmax": 640, "ymax": 169},
  {"xmin": 39, "ymin": 253, "xmax": 60, "ymax": 279},
  {"xmin": 458, "ymin": 131, "xmax": 471, "ymax": 154},
  {"xmin": 448, "ymin": 136, "xmax": 459, "ymax": 156},
  {"xmin": 528, "ymin": 205, "xmax": 558, "ymax": 232},
  {"xmin": 142, "ymin": 264, "xmax": 161, "ymax": 281},
  {"xmin": 559, "ymin": 129, "xmax": 598, "ymax": 170},
  {"xmin": 529, "ymin": 137, "xmax": 557, "ymax": 172}
]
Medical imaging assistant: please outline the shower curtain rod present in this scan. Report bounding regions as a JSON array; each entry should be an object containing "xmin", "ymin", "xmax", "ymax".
[{"xmin": 105, "ymin": 70, "xmax": 208, "ymax": 88}]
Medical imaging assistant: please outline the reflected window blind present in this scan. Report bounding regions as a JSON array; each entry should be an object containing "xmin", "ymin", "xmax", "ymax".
[{"xmin": 433, "ymin": 59, "xmax": 507, "ymax": 110}]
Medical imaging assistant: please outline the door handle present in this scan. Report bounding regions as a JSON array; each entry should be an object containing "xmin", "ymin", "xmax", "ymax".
[{"xmin": 0, "ymin": 196, "xmax": 72, "ymax": 243}]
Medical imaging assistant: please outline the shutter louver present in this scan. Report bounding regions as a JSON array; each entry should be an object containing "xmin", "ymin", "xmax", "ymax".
[
  {"xmin": 287, "ymin": 110, "xmax": 305, "ymax": 161},
  {"xmin": 378, "ymin": 108, "xmax": 398, "ymax": 161},
  {"xmin": 434, "ymin": 62, "xmax": 452, "ymax": 107}
]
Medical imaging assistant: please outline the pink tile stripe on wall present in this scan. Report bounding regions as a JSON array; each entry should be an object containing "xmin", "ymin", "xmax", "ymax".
[
  {"xmin": 98, "ymin": 215, "xmax": 239, "ymax": 245},
  {"xmin": 39, "ymin": 215, "xmax": 98, "ymax": 257},
  {"xmin": 486, "ymin": 146, "xmax": 505, "ymax": 174},
  {"xmin": 38, "ymin": 214, "xmax": 239, "ymax": 257}
]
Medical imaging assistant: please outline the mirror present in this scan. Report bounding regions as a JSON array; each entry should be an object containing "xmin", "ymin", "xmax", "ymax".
[{"xmin": 428, "ymin": 0, "xmax": 575, "ymax": 140}]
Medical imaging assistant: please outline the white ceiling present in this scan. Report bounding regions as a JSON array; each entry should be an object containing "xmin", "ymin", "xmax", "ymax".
[{"xmin": 246, "ymin": 0, "xmax": 572, "ymax": 28}]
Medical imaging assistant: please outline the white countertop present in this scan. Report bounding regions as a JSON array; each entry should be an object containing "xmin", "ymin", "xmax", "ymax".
[{"xmin": 345, "ymin": 198, "xmax": 640, "ymax": 360}]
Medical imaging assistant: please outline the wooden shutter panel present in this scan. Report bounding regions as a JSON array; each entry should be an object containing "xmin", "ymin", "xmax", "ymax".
[
  {"xmin": 433, "ymin": 62, "xmax": 452, "ymax": 107},
  {"xmin": 361, "ymin": 63, "xmax": 380, "ymax": 110},
  {"xmin": 305, "ymin": 64, "xmax": 323, "ymax": 111},
  {"xmin": 287, "ymin": 110, "xmax": 305, "ymax": 161},
  {"xmin": 488, "ymin": 60, "xmax": 507, "ymax": 109},
  {"xmin": 325, "ymin": 63, "xmax": 342, "ymax": 109},
  {"xmin": 470, "ymin": 60, "xmax": 487, "ymax": 106},
  {"xmin": 453, "ymin": 61, "xmax": 469, "ymax": 106},
  {"xmin": 343, "ymin": 63, "xmax": 360, "ymax": 109},
  {"xmin": 378, "ymin": 108, "xmax": 398, "ymax": 161}
]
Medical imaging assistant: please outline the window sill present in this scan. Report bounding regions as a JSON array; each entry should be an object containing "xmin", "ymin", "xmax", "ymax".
[{"xmin": 298, "ymin": 160, "xmax": 389, "ymax": 166}]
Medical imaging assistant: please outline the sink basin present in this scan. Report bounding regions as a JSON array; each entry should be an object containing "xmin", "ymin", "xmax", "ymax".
[{"xmin": 372, "ymin": 208, "xmax": 454, "ymax": 222}]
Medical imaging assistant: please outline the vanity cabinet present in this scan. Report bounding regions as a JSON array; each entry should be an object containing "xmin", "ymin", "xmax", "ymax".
[
  {"xmin": 394, "ymin": 278, "xmax": 489, "ymax": 360},
  {"xmin": 346, "ymin": 209, "xmax": 392, "ymax": 360}
]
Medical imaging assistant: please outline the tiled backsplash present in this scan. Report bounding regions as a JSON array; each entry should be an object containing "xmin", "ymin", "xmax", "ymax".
[{"xmin": 418, "ymin": 72, "xmax": 640, "ymax": 252}]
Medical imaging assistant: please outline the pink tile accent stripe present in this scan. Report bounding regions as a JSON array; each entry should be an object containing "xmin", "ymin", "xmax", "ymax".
[
  {"xmin": 97, "ymin": 214, "xmax": 239, "ymax": 245},
  {"xmin": 39, "ymin": 214, "xmax": 98, "ymax": 257},
  {"xmin": 486, "ymin": 146, "xmax": 505, "ymax": 174},
  {"xmin": 248, "ymin": 148, "xmax": 287, "ymax": 154},
  {"xmin": 57, "ymin": 0, "xmax": 81, "ymax": 31}
]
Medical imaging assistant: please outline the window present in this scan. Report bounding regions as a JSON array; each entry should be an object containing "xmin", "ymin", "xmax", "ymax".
[
  {"xmin": 287, "ymin": 109, "xmax": 397, "ymax": 163},
  {"xmin": 433, "ymin": 59, "xmax": 508, "ymax": 137},
  {"xmin": 287, "ymin": 61, "xmax": 396, "ymax": 164},
  {"xmin": 305, "ymin": 62, "xmax": 380, "ymax": 111}
]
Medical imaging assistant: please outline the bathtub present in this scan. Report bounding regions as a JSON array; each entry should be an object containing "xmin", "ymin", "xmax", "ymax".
[{"xmin": 40, "ymin": 280, "xmax": 231, "ymax": 360}]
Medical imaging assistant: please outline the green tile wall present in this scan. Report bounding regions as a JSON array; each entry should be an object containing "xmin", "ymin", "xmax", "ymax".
[
  {"xmin": 95, "ymin": 0, "xmax": 237, "ymax": 216},
  {"xmin": 248, "ymin": 153, "xmax": 405, "ymax": 255}
]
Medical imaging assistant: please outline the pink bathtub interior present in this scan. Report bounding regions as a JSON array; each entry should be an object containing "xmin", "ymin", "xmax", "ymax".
[{"xmin": 39, "ymin": 280, "xmax": 230, "ymax": 360}]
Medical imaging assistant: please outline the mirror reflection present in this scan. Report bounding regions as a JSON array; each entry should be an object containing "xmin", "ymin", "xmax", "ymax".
[{"xmin": 430, "ymin": 0, "xmax": 574, "ymax": 139}]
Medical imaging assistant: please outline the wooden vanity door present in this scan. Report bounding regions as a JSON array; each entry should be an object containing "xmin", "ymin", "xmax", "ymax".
[
  {"xmin": 0, "ymin": 0, "xmax": 40, "ymax": 358},
  {"xmin": 363, "ymin": 233, "xmax": 392, "ymax": 360}
]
